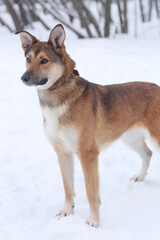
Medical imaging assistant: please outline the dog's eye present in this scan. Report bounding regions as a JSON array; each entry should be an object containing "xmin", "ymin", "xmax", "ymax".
[
  {"xmin": 40, "ymin": 59, "xmax": 48, "ymax": 64},
  {"xmin": 26, "ymin": 58, "xmax": 31, "ymax": 63}
]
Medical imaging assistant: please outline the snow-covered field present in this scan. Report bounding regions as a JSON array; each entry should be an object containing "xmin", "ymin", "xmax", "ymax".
[{"xmin": 1, "ymin": 25, "xmax": 160, "ymax": 240}]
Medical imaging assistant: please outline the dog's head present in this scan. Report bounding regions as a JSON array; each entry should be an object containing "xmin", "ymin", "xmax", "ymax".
[{"xmin": 16, "ymin": 24, "xmax": 75, "ymax": 90}]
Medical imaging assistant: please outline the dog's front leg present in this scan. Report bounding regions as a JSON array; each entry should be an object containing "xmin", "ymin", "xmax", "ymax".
[
  {"xmin": 79, "ymin": 146, "xmax": 100, "ymax": 228},
  {"xmin": 54, "ymin": 146, "xmax": 74, "ymax": 218}
]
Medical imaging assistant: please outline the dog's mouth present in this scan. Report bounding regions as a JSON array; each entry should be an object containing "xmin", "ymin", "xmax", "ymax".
[{"xmin": 37, "ymin": 78, "xmax": 48, "ymax": 86}]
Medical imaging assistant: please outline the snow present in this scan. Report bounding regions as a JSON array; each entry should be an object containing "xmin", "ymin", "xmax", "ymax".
[{"xmin": 1, "ymin": 24, "xmax": 160, "ymax": 240}]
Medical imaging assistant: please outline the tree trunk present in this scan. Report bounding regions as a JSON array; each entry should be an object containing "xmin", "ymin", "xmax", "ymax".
[
  {"xmin": 154, "ymin": 0, "xmax": 160, "ymax": 18},
  {"xmin": 116, "ymin": 0, "xmax": 123, "ymax": 33},
  {"xmin": 71, "ymin": 0, "xmax": 93, "ymax": 37},
  {"xmin": 79, "ymin": 0, "xmax": 102, "ymax": 37},
  {"xmin": 148, "ymin": 0, "xmax": 153, "ymax": 21},
  {"xmin": 3, "ymin": 0, "xmax": 23, "ymax": 31},
  {"xmin": 134, "ymin": 0, "xmax": 138, "ymax": 37},
  {"xmin": 123, "ymin": 0, "xmax": 128, "ymax": 33},
  {"xmin": 18, "ymin": 0, "xmax": 30, "ymax": 26},
  {"xmin": 139, "ymin": 0, "xmax": 145, "ymax": 22},
  {"xmin": 104, "ymin": 0, "xmax": 111, "ymax": 37}
]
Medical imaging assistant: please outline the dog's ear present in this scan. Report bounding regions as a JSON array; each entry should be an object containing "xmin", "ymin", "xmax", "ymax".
[
  {"xmin": 15, "ymin": 31, "xmax": 38, "ymax": 52},
  {"xmin": 48, "ymin": 24, "xmax": 65, "ymax": 50}
]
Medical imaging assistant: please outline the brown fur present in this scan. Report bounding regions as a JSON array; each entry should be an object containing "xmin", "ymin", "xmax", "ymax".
[{"xmin": 16, "ymin": 24, "xmax": 160, "ymax": 227}]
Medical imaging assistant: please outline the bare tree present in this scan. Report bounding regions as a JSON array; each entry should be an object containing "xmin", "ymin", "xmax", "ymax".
[
  {"xmin": 148, "ymin": 0, "xmax": 153, "ymax": 21},
  {"xmin": 123, "ymin": 0, "xmax": 128, "ymax": 33},
  {"xmin": 104, "ymin": 0, "xmax": 111, "ymax": 37},
  {"xmin": 0, "ymin": 0, "xmax": 160, "ymax": 38},
  {"xmin": 116, "ymin": 0, "xmax": 128, "ymax": 33},
  {"xmin": 134, "ymin": 0, "xmax": 138, "ymax": 37},
  {"xmin": 117, "ymin": 0, "xmax": 124, "ymax": 33},
  {"xmin": 155, "ymin": 0, "xmax": 160, "ymax": 18},
  {"xmin": 3, "ymin": 0, "xmax": 23, "ymax": 31},
  {"xmin": 37, "ymin": 0, "xmax": 85, "ymax": 38},
  {"xmin": 139, "ymin": 0, "xmax": 146, "ymax": 22}
]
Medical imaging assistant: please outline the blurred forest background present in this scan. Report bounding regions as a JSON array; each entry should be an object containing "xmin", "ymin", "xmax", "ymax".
[{"xmin": 0, "ymin": 0, "xmax": 160, "ymax": 38}]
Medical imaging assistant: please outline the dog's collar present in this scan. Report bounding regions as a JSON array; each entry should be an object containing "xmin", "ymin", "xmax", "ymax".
[{"xmin": 73, "ymin": 69, "xmax": 79, "ymax": 76}]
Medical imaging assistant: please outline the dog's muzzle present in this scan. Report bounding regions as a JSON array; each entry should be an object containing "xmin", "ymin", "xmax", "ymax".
[{"xmin": 21, "ymin": 73, "xmax": 48, "ymax": 86}]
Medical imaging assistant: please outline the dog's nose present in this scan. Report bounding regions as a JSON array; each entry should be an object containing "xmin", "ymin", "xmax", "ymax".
[{"xmin": 21, "ymin": 73, "xmax": 31, "ymax": 83}]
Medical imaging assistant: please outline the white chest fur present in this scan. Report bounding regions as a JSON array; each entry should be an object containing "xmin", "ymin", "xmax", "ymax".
[{"xmin": 41, "ymin": 105, "xmax": 77, "ymax": 153}]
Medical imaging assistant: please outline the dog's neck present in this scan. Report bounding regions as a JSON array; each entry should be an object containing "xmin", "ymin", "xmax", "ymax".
[
  {"xmin": 48, "ymin": 69, "xmax": 79, "ymax": 91},
  {"xmin": 37, "ymin": 70, "xmax": 83, "ymax": 109},
  {"xmin": 46, "ymin": 51, "xmax": 79, "ymax": 91}
]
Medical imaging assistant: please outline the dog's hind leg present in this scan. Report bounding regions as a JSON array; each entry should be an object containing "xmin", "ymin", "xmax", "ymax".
[
  {"xmin": 54, "ymin": 146, "xmax": 74, "ymax": 217},
  {"xmin": 121, "ymin": 128, "xmax": 152, "ymax": 182},
  {"xmin": 130, "ymin": 141, "xmax": 152, "ymax": 182}
]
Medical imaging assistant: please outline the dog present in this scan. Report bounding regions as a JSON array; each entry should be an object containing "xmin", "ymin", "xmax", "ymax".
[{"xmin": 16, "ymin": 24, "xmax": 160, "ymax": 227}]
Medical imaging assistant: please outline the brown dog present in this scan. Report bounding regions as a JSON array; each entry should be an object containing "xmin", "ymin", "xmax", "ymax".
[{"xmin": 16, "ymin": 24, "xmax": 160, "ymax": 227}]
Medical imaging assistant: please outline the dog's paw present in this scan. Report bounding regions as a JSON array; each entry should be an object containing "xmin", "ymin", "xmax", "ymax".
[
  {"xmin": 130, "ymin": 174, "xmax": 145, "ymax": 182},
  {"xmin": 86, "ymin": 216, "xmax": 99, "ymax": 228},
  {"xmin": 56, "ymin": 204, "xmax": 74, "ymax": 218},
  {"xmin": 56, "ymin": 210, "xmax": 72, "ymax": 218}
]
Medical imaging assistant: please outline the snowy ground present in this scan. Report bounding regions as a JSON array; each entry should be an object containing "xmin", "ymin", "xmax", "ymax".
[{"xmin": 1, "ymin": 25, "xmax": 160, "ymax": 240}]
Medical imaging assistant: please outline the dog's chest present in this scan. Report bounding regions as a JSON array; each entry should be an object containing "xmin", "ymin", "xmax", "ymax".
[{"xmin": 41, "ymin": 105, "xmax": 77, "ymax": 152}]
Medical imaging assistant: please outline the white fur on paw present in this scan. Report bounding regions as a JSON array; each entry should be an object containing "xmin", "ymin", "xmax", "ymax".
[
  {"xmin": 130, "ymin": 174, "xmax": 145, "ymax": 182},
  {"xmin": 56, "ymin": 205, "xmax": 74, "ymax": 219},
  {"xmin": 56, "ymin": 210, "xmax": 72, "ymax": 218},
  {"xmin": 86, "ymin": 216, "xmax": 99, "ymax": 228}
]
